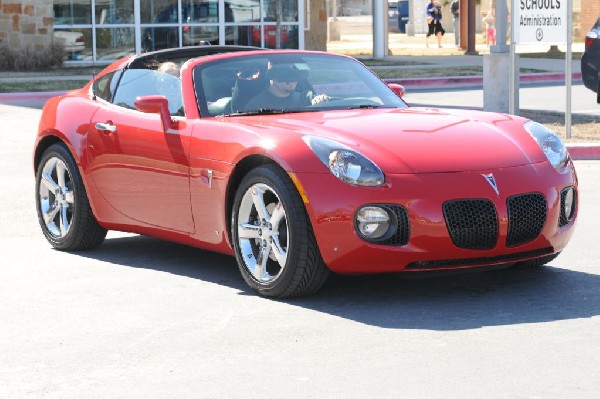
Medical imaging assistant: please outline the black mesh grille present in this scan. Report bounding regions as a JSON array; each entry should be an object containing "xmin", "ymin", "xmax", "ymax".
[
  {"xmin": 443, "ymin": 199, "xmax": 498, "ymax": 250},
  {"xmin": 380, "ymin": 204, "xmax": 410, "ymax": 246},
  {"xmin": 559, "ymin": 187, "xmax": 576, "ymax": 227},
  {"xmin": 506, "ymin": 193, "xmax": 547, "ymax": 247},
  {"xmin": 405, "ymin": 247, "xmax": 554, "ymax": 269}
]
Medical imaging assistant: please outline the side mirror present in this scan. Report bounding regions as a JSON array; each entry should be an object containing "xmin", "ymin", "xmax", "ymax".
[
  {"xmin": 387, "ymin": 83, "xmax": 406, "ymax": 98},
  {"xmin": 134, "ymin": 95, "xmax": 173, "ymax": 131}
]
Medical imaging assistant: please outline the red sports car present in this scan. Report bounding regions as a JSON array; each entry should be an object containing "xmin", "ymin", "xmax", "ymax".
[{"xmin": 34, "ymin": 46, "xmax": 578, "ymax": 298}]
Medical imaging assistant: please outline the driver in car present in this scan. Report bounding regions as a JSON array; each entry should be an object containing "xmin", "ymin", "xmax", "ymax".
[{"xmin": 245, "ymin": 64, "xmax": 329, "ymax": 111}]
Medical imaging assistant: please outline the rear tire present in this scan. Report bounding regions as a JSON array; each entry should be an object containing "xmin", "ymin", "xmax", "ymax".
[
  {"xmin": 231, "ymin": 165, "xmax": 329, "ymax": 298},
  {"xmin": 35, "ymin": 143, "xmax": 107, "ymax": 251}
]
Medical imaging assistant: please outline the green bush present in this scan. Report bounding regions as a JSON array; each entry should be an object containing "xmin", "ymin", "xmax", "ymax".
[{"xmin": 0, "ymin": 42, "xmax": 64, "ymax": 71}]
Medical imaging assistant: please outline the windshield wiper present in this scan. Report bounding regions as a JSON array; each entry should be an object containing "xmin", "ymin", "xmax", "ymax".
[
  {"xmin": 223, "ymin": 108, "xmax": 321, "ymax": 117},
  {"xmin": 223, "ymin": 108, "xmax": 287, "ymax": 117},
  {"xmin": 346, "ymin": 105, "xmax": 395, "ymax": 110}
]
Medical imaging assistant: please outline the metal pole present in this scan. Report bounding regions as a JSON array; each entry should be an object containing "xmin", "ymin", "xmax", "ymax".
[
  {"xmin": 492, "ymin": 0, "xmax": 509, "ymax": 53},
  {"xmin": 566, "ymin": 0, "xmax": 572, "ymax": 139},
  {"xmin": 466, "ymin": 0, "xmax": 478, "ymax": 54},
  {"xmin": 275, "ymin": 0, "xmax": 282, "ymax": 49},
  {"xmin": 373, "ymin": 0, "xmax": 386, "ymax": 59},
  {"xmin": 509, "ymin": 0, "xmax": 516, "ymax": 115}
]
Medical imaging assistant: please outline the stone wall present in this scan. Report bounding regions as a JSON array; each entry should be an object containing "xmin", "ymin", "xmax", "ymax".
[
  {"xmin": 0, "ymin": 0, "xmax": 54, "ymax": 50},
  {"xmin": 304, "ymin": 0, "xmax": 328, "ymax": 51}
]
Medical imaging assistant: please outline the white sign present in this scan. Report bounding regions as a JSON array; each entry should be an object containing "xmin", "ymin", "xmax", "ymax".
[{"xmin": 513, "ymin": 0, "xmax": 568, "ymax": 44}]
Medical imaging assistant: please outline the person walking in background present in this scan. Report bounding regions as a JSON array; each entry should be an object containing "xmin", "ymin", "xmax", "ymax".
[
  {"xmin": 483, "ymin": 9, "xmax": 496, "ymax": 46},
  {"xmin": 451, "ymin": 0, "xmax": 460, "ymax": 48},
  {"xmin": 425, "ymin": 0, "xmax": 434, "ymax": 47},
  {"xmin": 426, "ymin": 0, "xmax": 445, "ymax": 48}
]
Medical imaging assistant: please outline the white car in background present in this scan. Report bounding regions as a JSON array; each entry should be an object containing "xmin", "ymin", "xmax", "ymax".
[{"xmin": 54, "ymin": 29, "xmax": 85, "ymax": 60}]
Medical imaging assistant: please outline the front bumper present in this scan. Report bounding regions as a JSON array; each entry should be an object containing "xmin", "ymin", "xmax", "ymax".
[{"xmin": 297, "ymin": 160, "xmax": 578, "ymax": 274}]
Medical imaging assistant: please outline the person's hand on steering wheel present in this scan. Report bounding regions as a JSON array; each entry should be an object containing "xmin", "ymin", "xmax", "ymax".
[{"xmin": 311, "ymin": 94, "xmax": 330, "ymax": 105}]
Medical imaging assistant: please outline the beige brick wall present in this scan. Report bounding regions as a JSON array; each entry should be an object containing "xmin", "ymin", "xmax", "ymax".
[
  {"xmin": 580, "ymin": 0, "xmax": 600, "ymax": 40},
  {"xmin": 0, "ymin": 0, "xmax": 53, "ymax": 50}
]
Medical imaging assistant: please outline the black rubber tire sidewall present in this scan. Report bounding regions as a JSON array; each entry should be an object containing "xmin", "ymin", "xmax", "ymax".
[
  {"xmin": 35, "ymin": 143, "xmax": 106, "ymax": 251},
  {"xmin": 232, "ymin": 165, "xmax": 314, "ymax": 297}
]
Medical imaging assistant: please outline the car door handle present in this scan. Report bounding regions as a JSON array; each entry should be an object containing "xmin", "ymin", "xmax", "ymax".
[{"xmin": 95, "ymin": 122, "xmax": 117, "ymax": 133}]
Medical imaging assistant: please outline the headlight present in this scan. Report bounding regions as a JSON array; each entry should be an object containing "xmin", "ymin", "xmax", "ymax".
[
  {"xmin": 524, "ymin": 121, "xmax": 568, "ymax": 170},
  {"xmin": 302, "ymin": 136, "xmax": 385, "ymax": 186}
]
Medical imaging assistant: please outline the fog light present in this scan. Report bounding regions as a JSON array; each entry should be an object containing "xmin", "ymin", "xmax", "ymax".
[
  {"xmin": 563, "ymin": 187, "xmax": 575, "ymax": 221},
  {"xmin": 356, "ymin": 206, "xmax": 390, "ymax": 239}
]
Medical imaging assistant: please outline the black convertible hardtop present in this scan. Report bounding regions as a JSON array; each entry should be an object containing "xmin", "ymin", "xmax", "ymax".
[{"xmin": 127, "ymin": 45, "xmax": 267, "ymax": 70}]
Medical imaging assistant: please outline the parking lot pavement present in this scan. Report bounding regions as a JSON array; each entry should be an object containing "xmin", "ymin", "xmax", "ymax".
[
  {"xmin": 1, "ymin": 103, "xmax": 600, "ymax": 397},
  {"xmin": 404, "ymin": 82, "xmax": 600, "ymax": 115}
]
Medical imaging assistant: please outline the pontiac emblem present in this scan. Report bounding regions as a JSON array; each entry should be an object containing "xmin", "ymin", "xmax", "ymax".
[{"xmin": 482, "ymin": 173, "xmax": 499, "ymax": 195}]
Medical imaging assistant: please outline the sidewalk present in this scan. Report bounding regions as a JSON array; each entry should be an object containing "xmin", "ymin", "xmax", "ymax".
[{"xmin": 328, "ymin": 32, "xmax": 586, "ymax": 57}]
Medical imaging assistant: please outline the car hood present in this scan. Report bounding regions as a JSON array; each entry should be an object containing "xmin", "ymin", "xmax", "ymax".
[{"xmin": 231, "ymin": 107, "xmax": 545, "ymax": 174}]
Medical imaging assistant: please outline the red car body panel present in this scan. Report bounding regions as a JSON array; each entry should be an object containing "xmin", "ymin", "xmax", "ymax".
[
  {"xmin": 87, "ymin": 105, "xmax": 194, "ymax": 233},
  {"xmin": 35, "ymin": 48, "xmax": 578, "ymax": 276},
  {"xmin": 213, "ymin": 108, "xmax": 547, "ymax": 173},
  {"xmin": 296, "ymin": 161, "xmax": 576, "ymax": 273}
]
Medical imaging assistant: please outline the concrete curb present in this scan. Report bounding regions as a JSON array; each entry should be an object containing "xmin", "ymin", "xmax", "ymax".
[
  {"xmin": 566, "ymin": 144, "xmax": 600, "ymax": 161},
  {"xmin": 0, "ymin": 90, "xmax": 65, "ymax": 102}
]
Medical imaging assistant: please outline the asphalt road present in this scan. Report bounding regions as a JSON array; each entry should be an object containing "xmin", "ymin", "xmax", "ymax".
[
  {"xmin": 1, "ymin": 104, "xmax": 599, "ymax": 398},
  {"xmin": 405, "ymin": 81, "xmax": 600, "ymax": 117}
]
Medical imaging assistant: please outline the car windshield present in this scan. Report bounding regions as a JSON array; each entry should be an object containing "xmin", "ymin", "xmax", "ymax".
[{"xmin": 193, "ymin": 53, "xmax": 407, "ymax": 117}]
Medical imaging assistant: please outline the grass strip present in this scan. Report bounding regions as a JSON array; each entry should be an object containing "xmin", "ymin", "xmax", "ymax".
[{"xmin": 0, "ymin": 80, "xmax": 89, "ymax": 93}]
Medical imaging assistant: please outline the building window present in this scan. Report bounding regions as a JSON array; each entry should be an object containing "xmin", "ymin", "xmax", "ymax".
[
  {"xmin": 95, "ymin": 0, "xmax": 134, "ymax": 24},
  {"xmin": 264, "ymin": 0, "xmax": 298, "ymax": 22},
  {"xmin": 95, "ymin": 0, "xmax": 135, "ymax": 60},
  {"xmin": 53, "ymin": 0, "xmax": 301, "ymax": 63},
  {"xmin": 97, "ymin": 27, "xmax": 135, "ymax": 60},
  {"xmin": 54, "ymin": 0, "xmax": 92, "ymax": 25}
]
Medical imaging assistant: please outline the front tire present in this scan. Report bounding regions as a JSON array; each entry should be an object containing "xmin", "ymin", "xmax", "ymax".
[
  {"xmin": 35, "ymin": 143, "xmax": 107, "ymax": 250},
  {"xmin": 232, "ymin": 165, "xmax": 329, "ymax": 298}
]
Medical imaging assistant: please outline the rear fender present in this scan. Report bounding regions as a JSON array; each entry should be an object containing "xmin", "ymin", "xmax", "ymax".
[
  {"xmin": 35, "ymin": 95, "xmax": 101, "ymax": 173},
  {"xmin": 35, "ymin": 94, "xmax": 104, "ymax": 224}
]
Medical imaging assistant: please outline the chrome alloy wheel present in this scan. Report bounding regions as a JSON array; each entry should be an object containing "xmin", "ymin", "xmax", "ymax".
[
  {"xmin": 237, "ymin": 183, "xmax": 288, "ymax": 283},
  {"xmin": 38, "ymin": 156, "xmax": 75, "ymax": 238}
]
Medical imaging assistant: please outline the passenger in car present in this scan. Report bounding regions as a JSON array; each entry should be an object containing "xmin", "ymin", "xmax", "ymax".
[
  {"xmin": 156, "ymin": 61, "xmax": 184, "ymax": 116},
  {"xmin": 157, "ymin": 61, "xmax": 180, "ymax": 77}
]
